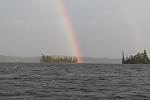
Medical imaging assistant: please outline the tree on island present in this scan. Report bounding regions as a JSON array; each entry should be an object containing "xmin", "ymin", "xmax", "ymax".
[
  {"xmin": 40, "ymin": 55, "xmax": 79, "ymax": 63},
  {"xmin": 122, "ymin": 50, "xmax": 150, "ymax": 64}
]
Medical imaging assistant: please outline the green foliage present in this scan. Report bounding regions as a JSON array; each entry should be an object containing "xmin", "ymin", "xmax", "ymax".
[
  {"xmin": 40, "ymin": 55, "xmax": 78, "ymax": 63},
  {"xmin": 122, "ymin": 50, "xmax": 150, "ymax": 64}
]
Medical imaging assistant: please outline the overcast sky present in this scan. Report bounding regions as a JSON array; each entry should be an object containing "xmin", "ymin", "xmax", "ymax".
[{"xmin": 0, "ymin": 0, "xmax": 150, "ymax": 58}]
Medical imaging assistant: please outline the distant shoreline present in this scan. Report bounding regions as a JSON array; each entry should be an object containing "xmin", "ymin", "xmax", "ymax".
[{"xmin": 0, "ymin": 55, "xmax": 121, "ymax": 64}]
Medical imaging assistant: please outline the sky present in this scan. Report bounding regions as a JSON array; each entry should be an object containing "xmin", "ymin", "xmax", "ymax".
[{"xmin": 0, "ymin": 0, "xmax": 150, "ymax": 58}]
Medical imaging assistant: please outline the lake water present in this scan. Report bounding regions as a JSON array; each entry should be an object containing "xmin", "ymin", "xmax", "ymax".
[{"xmin": 0, "ymin": 63, "xmax": 150, "ymax": 100}]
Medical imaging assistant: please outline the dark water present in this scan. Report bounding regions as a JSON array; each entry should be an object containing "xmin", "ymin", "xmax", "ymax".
[{"xmin": 0, "ymin": 63, "xmax": 150, "ymax": 100}]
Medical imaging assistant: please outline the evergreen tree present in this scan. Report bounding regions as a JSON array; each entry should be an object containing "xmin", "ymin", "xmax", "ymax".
[
  {"xmin": 122, "ymin": 51, "xmax": 125, "ymax": 64},
  {"xmin": 41, "ymin": 54, "xmax": 46, "ymax": 63},
  {"xmin": 143, "ymin": 49, "xmax": 149, "ymax": 64}
]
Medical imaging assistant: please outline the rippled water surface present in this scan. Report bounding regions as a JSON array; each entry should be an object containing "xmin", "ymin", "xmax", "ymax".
[{"xmin": 0, "ymin": 63, "xmax": 150, "ymax": 100}]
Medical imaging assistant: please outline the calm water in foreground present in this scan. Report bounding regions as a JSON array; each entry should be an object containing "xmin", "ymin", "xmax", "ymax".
[{"xmin": 0, "ymin": 63, "xmax": 150, "ymax": 100}]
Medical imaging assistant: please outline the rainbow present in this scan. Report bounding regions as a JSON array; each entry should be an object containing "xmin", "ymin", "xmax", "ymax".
[
  {"xmin": 54, "ymin": 0, "xmax": 83, "ymax": 63},
  {"xmin": 123, "ymin": 1, "xmax": 143, "ymax": 52},
  {"xmin": 127, "ymin": 16, "xmax": 142, "ymax": 52}
]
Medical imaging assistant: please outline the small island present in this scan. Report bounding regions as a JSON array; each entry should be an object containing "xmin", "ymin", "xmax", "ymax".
[
  {"xmin": 122, "ymin": 50, "xmax": 150, "ymax": 64},
  {"xmin": 40, "ymin": 54, "xmax": 79, "ymax": 63}
]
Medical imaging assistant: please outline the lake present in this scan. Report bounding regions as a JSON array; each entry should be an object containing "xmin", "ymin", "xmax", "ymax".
[{"xmin": 0, "ymin": 63, "xmax": 150, "ymax": 100}]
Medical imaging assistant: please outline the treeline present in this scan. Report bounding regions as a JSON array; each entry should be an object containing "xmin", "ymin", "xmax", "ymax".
[
  {"xmin": 122, "ymin": 50, "xmax": 150, "ymax": 64},
  {"xmin": 40, "ymin": 54, "xmax": 78, "ymax": 63}
]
